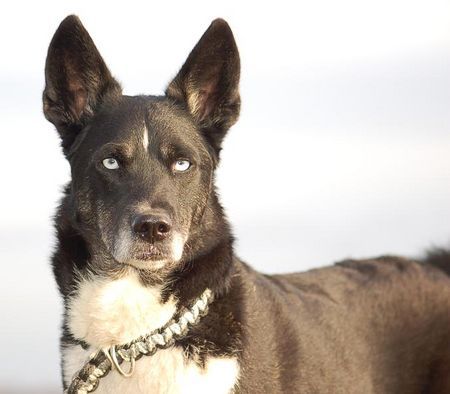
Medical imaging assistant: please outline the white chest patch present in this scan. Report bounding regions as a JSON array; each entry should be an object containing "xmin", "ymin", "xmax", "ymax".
[
  {"xmin": 64, "ymin": 272, "xmax": 240, "ymax": 393},
  {"xmin": 67, "ymin": 272, "xmax": 177, "ymax": 348}
]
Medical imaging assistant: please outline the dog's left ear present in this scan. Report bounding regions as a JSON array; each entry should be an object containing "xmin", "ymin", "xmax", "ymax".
[{"xmin": 166, "ymin": 19, "xmax": 240, "ymax": 153}]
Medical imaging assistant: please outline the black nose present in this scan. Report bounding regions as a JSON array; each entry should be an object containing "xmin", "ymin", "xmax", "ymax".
[{"xmin": 132, "ymin": 214, "xmax": 172, "ymax": 242}]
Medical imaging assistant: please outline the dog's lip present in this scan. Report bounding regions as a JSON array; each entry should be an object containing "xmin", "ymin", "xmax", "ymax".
[{"xmin": 134, "ymin": 247, "xmax": 163, "ymax": 261}]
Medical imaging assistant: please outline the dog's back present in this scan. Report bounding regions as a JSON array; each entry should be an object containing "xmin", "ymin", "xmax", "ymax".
[{"xmin": 233, "ymin": 256, "xmax": 450, "ymax": 393}]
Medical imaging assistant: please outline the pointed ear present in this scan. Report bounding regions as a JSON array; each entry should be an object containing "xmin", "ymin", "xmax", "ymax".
[
  {"xmin": 166, "ymin": 19, "xmax": 240, "ymax": 153},
  {"xmin": 43, "ymin": 15, "xmax": 121, "ymax": 154}
]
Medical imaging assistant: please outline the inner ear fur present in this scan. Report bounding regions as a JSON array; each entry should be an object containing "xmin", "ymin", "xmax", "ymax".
[{"xmin": 166, "ymin": 19, "xmax": 240, "ymax": 152}]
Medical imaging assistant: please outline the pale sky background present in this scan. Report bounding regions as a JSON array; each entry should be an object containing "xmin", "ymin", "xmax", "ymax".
[{"xmin": 1, "ymin": 0, "xmax": 450, "ymax": 392}]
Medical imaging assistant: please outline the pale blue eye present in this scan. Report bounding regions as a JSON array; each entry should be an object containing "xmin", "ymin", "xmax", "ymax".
[
  {"xmin": 173, "ymin": 159, "xmax": 191, "ymax": 172},
  {"xmin": 102, "ymin": 157, "xmax": 119, "ymax": 170}
]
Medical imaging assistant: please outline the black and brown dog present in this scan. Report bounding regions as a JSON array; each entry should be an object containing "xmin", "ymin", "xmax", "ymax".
[{"xmin": 43, "ymin": 15, "xmax": 450, "ymax": 393}]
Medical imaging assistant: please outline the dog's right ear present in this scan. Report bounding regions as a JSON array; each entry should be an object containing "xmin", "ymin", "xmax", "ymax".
[{"xmin": 43, "ymin": 15, "xmax": 121, "ymax": 154}]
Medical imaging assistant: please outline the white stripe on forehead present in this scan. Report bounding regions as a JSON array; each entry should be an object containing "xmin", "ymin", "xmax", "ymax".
[{"xmin": 143, "ymin": 123, "xmax": 149, "ymax": 150}]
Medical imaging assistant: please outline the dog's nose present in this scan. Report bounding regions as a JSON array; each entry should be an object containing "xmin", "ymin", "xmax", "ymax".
[{"xmin": 132, "ymin": 214, "xmax": 172, "ymax": 242}]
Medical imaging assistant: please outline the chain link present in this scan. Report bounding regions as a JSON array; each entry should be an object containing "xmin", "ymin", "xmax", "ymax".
[{"xmin": 65, "ymin": 288, "xmax": 213, "ymax": 394}]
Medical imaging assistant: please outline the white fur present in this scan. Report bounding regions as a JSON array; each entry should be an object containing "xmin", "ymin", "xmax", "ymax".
[
  {"xmin": 68, "ymin": 272, "xmax": 177, "ymax": 347},
  {"xmin": 113, "ymin": 229, "xmax": 133, "ymax": 263},
  {"xmin": 143, "ymin": 127, "xmax": 149, "ymax": 150},
  {"xmin": 65, "ymin": 272, "xmax": 239, "ymax": 393},
  {"xmin": 171, "ymin": 233, "xmax": 185, "ymax": 262}
]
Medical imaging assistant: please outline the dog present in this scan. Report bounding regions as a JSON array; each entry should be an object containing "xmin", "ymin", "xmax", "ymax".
[{"xmin": 43, "ymin": 15, "xmax": 450, "ymax": 393}]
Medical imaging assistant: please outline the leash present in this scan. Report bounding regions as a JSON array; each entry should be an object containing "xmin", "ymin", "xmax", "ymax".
[{"xmin": 65, "ymin": 288, "xmax": 213, "ymax": 394}]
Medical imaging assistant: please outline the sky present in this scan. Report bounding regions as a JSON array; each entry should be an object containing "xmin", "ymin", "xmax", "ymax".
[{"xmin": 1, "ymin": 0, "xmax": 450, "ymax": 391}]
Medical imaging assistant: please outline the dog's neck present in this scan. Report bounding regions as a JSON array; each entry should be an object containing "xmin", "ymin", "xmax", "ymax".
[
  {"xmin": 65, "ymin": 231, "xmax": 234, "ymax": 350},
  {"xmin": 164, "ymin": 235, "xmax": 235, "ymax": 304}
]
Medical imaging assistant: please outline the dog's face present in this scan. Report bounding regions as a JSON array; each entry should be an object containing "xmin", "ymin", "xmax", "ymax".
[
  {"xmin": 43, "ymin": 16, "xmax": 240, "ymax": 273},
  {"xmin": 69, "ymin": 98, "xmax": 214, "ymax": 271}
]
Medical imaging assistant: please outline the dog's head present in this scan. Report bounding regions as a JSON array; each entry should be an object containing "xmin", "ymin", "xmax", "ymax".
[{"xmin": 43, "ymin": 16, "xmax": 239, "ymax": 273}]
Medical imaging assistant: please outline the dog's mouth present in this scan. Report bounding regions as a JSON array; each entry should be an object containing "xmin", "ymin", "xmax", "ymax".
[
  {"xmin": 110, "ymin": 230, "xmax": 186, "ymax": 270},
  {"xmin": 134, "ymin": 245, "xmax": 164, "ymax": 261},
  {"xmin": 122, "ymin": 247, "xmax": 169, "ymax": 271}
]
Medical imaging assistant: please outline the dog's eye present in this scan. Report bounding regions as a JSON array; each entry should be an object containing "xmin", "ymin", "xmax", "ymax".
[
  {"xmin": 102, "ymin": 157, "xmax": 120, "ymax": 170},
  {"xmin": 173, "ymin": 159, "xmax": 191, "ymax": 172}
]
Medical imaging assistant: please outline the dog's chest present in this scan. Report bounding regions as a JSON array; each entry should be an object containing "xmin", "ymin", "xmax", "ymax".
[{"xmin": 63, "ymin": 273, "xmax": 239, "ymax": 393}]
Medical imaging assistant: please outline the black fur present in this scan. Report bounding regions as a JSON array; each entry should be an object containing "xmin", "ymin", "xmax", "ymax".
[
  {"xmin": 425, "ymin": 248, "xmax": 450, "ymax": 276},
  {"xmin": 45, "ymin": 15, "xmax": 450, "ymax": 393}
]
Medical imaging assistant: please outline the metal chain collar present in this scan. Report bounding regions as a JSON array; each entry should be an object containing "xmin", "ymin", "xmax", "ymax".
[{"xmin": 65, "ymin": 288, "xmax": 214, "ymax": 394}]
